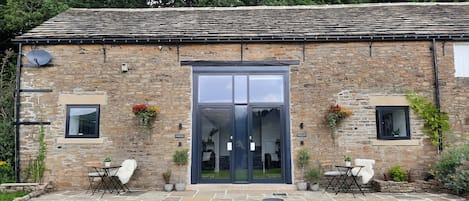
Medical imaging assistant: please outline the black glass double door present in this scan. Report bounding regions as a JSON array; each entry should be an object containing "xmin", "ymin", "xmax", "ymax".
[{"xmin": 192, "ymin": 71, "xmax": 290, "ymax": 183}]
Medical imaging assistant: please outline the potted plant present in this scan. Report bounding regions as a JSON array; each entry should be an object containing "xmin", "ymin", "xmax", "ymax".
[
  {"xmin": 296, "ymin": 148, "xmax": 310, "ymax": 191},
  {"xmin": 173, "ymin": 148, "xmax": 189, "ymax": 191},
  {"xmin": 103, "ymin": 157, "xmax": 112, "ymax": 167},
  {"xmin": 344, "ymin": 156, "xmax": 352, "ymax": 167},
  {"xmin": 304, "ymin": 164, "xmax": 323, "ymax": 191},
  {"xmin": 162, "ymin": 170, "xmax": 173, "ymax": 192}
]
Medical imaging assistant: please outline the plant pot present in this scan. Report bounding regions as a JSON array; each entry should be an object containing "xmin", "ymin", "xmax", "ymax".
[
  {"xmin": 104, "ymin": 162, "xmax": 111, "ymax": 167},
  {"xmin": 345, "ymin": 161, "xmax": 351, "ymax": 167},
  {"xmin": 175, "ymin": 183, "xmax": 185, "ymax": 191},
  {"xmin": 309, "ymin": 183, "xmax": 320, "ymax": 191},
  {"xmin": 164, "ymin": 184, "xmax": 173, "ymax": 192},
  {"xmin": 296, "ymin": 182, "xmax": 307, "ymax": 191}
]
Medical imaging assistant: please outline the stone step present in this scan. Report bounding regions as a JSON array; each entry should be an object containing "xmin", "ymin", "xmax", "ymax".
[{"xmin": 187, "ymin": 184, "xmax": 296, "ymax": 191}]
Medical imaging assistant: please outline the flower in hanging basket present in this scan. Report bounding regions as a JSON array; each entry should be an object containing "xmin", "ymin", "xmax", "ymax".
[
  {"xmin": 326, "ymin": 104, "xmax": 352, "ymax": 141},
  {"xmin": 132, "ymin": 103, "xmax": 160, "ymax": 128}
]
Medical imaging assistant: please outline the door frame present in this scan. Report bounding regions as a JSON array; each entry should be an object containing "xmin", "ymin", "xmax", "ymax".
[{"xmin": 190, "ymin": 65, "xmax": 292, "ymax": 184}]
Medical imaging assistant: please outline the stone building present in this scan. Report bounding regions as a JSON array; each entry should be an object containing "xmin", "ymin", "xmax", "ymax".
[{"xmin": 13, "ymin": 3, "xmax": 469, "ymax": 189}]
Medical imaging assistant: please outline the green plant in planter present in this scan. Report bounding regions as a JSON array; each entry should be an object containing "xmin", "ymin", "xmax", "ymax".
[
  {"xmin": 162, "ymin": 170, "xmax": 171, "ymax": 184},
  {"xmin": 173, "ymin": 148, "xmax": 189, "ymax": 189},
  {"xmin": 304, "ymin": 166, "xmax": 323, "ymax": 185},
  {"xmin": 406, "ymin": 93, "xmax": 450, "ymax": 148},
  {"xmin": 389, "ymin": 166, "xmax": 408, "ymax": 182},
  {"xmin": 296, "ymin": 148, "xmax": 310, "ymax": 180},
  {"xmin": 103, "ymin": 157, "xmax": 112, "ymax": 163},
  {"xmin": 173, "ymin": 149, "xmax": 189, "ymax": 166},
  {"xmin": 344, "ymin": 156, "xmax": 351, "ymax": 162}
]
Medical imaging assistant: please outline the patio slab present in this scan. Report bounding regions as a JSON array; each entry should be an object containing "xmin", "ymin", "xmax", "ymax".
[{"xmin": 27, "ymin": 189, "xmax": 466, "ymax": 201}]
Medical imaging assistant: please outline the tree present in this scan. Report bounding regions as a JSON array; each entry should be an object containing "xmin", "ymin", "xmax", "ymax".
[
  {"xmin": 0, "ymin": 0, "xmax": 68, "ymax": 183},
  {"xmin": 69, "ymin": 0, "xmax": 149, "ymax": 8},
  {"xmin": 0, "ymin": 49, "xmax": 15, "ymax": 183},
  {"xmin": 0, "ymin": 0, "xmax": 69, "ymax": 43}
]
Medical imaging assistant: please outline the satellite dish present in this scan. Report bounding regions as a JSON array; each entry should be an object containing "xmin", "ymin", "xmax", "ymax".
[{"xmin": 26, "ymin": 49, "xmax": 52, "ymax": 66}]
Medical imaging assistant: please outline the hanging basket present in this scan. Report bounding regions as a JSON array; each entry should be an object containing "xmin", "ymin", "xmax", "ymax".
[
  {"xmin": 136, "ymin": 115, "xmax": 155, "ymax": 128},
  {"xmin": 132, "ymin": 103, "xmax": 159, "ymax": 129}
]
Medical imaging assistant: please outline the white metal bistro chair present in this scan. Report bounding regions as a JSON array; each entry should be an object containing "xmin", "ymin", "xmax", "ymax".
[
  {"xmin": 111, "ymin": 159, "xmax": 137, "ymax": 193},
  {"xmin": 350, "ymin": 158, "xmax": 375, "ymax": 185}
]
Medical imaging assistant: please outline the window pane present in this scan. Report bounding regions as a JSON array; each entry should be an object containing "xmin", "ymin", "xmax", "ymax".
[
  {"xmin": 377, "ymin": 106, "xmax": 409, "ymax": 139},
  {"xmin": 198, "ymin": 76, "xmax": 232, "ymax": 103},
  {"xmin": 67, "ymin": 107, "xmax": 98, "ymax": 137},
  {"xmin": 234, "ymin": 75, "xmax": 247, "ymax": 104},
  {"xmin": 249, "ymin": 75, "xmax": 284, "ymax": 103},
  {"xmin": 454, "ymin": 43, "xmax": 469, "ymax": 77}
]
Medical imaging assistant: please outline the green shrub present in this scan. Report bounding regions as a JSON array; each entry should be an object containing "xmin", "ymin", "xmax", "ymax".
[
  {"xmin": 435, "ymin": 144, "xmax": 469, "ymax": 194},
  {"xmin": 389, "ymin": 166, "xmax": 408, "ymax": 182},
  {"xmin": 0, "ymin": 160, "xmax": 15, "ymax": 184}
]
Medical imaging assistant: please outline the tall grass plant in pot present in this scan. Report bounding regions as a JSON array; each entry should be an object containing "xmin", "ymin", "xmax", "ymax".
[
  {"xmin": 305, "ymin": 163, "xmax": 323, "ymax": 191},
  {"xmin": 162, "ymin": 170, "xmax": 173, "ymax": 192},
  {"xmin": 173, "ymin": 149, "xmax": 189, "ymax": 191},
  {"xmin": 296, "ymin": 148, "xmax": 310, "ymax": 190}
]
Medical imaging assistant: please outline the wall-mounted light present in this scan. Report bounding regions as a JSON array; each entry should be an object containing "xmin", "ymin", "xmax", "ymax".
[
  {"xmin": 299, "ymin": 122, "xmax": 304, "ymax": 130},
  {"xmin": 178, "ymin": 123, "xmax": 183, "ymax": 130}
]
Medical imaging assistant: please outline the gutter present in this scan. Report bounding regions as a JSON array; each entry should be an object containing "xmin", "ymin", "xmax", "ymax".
[
  {"xmin": 431, "ymin": 39, "xmax": 443, "ymax": 153},
  {"xmin": 11, "ymin": 34, "xmax": 469, "ymax": 45},
  {"xmin": 14, "ymin": 43, "xmax": 22, "ymax": 182}
]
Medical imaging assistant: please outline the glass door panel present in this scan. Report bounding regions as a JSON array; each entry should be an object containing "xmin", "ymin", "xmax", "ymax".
[
  {"xmin": 199, "ymin": 108, "xmax": 232, "ymax": 180},
  {"xmin": 251, "ymin": 107, "xmax": 282, "ymax": 180},
  {"xmin": 234, "ymin": 105, "xmax": 249, "ymax": 183}
]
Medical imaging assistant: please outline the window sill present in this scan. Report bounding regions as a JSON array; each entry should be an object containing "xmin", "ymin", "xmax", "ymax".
[
  {"xmin": 371, "ymin": 139, "xmax": 420, "ymax": 146},
  {"xmin": 56, "ymin": 138, "xmax": 104, "ymax": 144}
]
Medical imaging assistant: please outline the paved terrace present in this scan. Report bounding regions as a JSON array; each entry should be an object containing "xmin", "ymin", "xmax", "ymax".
[{"xmin": 28, "ymin": 184, "xmax": 466, "ymax": 201}]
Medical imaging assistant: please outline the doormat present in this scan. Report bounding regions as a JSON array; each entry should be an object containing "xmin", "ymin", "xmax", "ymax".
[{"xmin": 272, "ymin": 192, "xmax": 288, "ymax": 197}]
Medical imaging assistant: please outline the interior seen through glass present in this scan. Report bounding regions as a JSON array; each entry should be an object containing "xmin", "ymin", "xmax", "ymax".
[
  {"xmin": 200, "ymin": 108, "xmax": 231, "ymax": 179},
  {"xmin": 252, "ymin": 108, "xmax": 282, "ymax": 179}
]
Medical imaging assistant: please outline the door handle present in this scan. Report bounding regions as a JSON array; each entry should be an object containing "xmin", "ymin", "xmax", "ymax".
[
  {"xmin": 227, "ymin": 141, "xmax": 232, "ymax": 151},
  {"xmin": 250, "ymin": 141, "xmax": 255, "ymax": 151}
]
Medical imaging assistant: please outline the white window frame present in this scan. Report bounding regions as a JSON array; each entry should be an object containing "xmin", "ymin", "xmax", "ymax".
[{"xmin": 454, "ymin": 42, "xmax": 469, "ymax": 77}]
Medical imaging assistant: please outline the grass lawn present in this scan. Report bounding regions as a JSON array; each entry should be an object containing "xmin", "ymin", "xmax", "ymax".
[{"xmin": 0, "ymin": 191, "xmax": 29, "ymax": 201}]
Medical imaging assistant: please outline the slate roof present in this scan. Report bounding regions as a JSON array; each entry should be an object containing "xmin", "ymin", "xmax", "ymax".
[{"xmin": 14, "ymin": 3, "xmax": 469, "ymax": 43}]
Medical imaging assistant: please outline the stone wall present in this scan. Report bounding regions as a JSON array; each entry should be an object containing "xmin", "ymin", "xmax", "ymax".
[
  {"xmin": 372, "ymin": 179, "xmax": 444, "ymax": 193},
  {"xmin": 18, "ymin": 41, "xmax": 468, "ymax": 189}
]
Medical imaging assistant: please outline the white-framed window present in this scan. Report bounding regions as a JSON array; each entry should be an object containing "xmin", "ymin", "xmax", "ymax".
[{"xmin": 454, "ymin": 42, "xmax": 469, "ymax": 77}]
